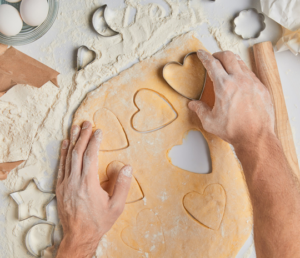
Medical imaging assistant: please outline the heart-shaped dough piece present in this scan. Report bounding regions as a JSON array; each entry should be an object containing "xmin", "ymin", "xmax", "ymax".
[
  {"xmin": 93, "ymin": 108, "xmax": 129, "ymax": 151},
  {"xmin": 101, "ymin": 161, "xmax": 144, "ymax": 204},
  {"xmin": 132, "ymin": 89, "xmax": 177, "ymax": 132},
  {"xmin": 163, "ymin": 52, "xmax": 206, "ymax": 99},
  {"xmin": 121, "ymin": 209, "xmax": 165, "ymax": 253},
  {"xmin": 183, "ymin": 184, "xmax": 226, "ymax": 230}
]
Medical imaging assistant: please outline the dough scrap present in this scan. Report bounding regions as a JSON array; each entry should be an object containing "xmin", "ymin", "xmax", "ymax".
[
  {"xmin": 132, "ymin": 89, "xmax": 177, "ymax": 132},
  {"xmin": 183, "ymin": 184, "xmax": 226, "ymax": 230},
  {"xmin": 93, "ymin": 108, "xmax": 129, "ymax": 151},
  {"xmin": 101, "ymin": 161, "xmax": 144, "ymax": 204},
  {"xmin": 163, "ymin": 52, "xmax": 206, "ymax": 99},
  {"xmin": 73, "ymin": 33, "xmax": 252, "ymax": 257}
]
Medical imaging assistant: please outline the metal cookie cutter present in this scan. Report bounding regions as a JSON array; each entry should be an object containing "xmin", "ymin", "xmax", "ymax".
[
  {"xmin": 25, "ymin": 221, "xmax": 55, "ymax": 258},
  {"xmin": 77, "ymin": 45, "xmax": 97, "ymax": 71},
  {"xmin": 233, "ymin": 8, "xmax": 266, "ymax": 40},
  {"xmin": 10, "ymin": 178, "xmax": 56, "ymax": 221},
  {"xmin": 162, "ymin": 52, "xmax": 207, "ymax": 100},
  {"xmin": 92, "ymin": 5, "xmax": 120, "ymax": 37}
]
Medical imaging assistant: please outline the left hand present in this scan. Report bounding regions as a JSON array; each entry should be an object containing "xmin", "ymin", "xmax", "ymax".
[{"xmin": 56, "ymin": 121, "xmax": 132, "ymax": 258}]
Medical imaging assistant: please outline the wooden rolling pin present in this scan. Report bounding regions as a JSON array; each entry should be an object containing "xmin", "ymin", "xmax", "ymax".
[{"xmin": 253, "ymin": 41, "xmax": 300, "ymax": 177}]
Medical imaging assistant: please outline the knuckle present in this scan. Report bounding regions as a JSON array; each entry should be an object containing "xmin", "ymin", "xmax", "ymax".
[
  {"xmin": 223, "ymin": 50, "xmax": 233, "ymax": 57},
  {"xmin": 109, "ymin": 202, "xmax": 124, "ymax": 216}
]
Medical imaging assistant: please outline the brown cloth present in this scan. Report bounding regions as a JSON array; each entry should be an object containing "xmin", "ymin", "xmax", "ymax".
[{"xmin": 0, "ymin": 44, "xmax": 59, "ymax": 93}]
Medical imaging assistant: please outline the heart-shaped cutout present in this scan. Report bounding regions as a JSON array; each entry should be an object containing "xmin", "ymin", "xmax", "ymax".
[
  {"xmin": 183, "ymin": 184, "xmax": 226, "ymax": 230},
  {"xmin": 77, "ymin": 46, "xmax": 97, "ymax": 71},
  {"xmin": 131, "ymin": 89, "xmax": 177, "ymax": 133},
  {"xmin": 121, "ymin": 209, "xmax": 165, "ymax": 253},
  {"xmin": 168, "ymin": 130, "xmax": 212, "ymax": 174},
  {"xmin": 163, "ymin": 52, "xmax": 207, "ymax": 100},
  {"xmin": 101, "ymin": 161, "xmax": 144, "ymax": 204},
  {"xmin": 93, "ymin": 108, "xmax": 129, "ymax": 151}
]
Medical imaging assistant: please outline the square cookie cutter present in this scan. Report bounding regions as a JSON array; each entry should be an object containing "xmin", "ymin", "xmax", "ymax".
[
  {"xmin": 162, "ymin": 52, "xmax": 207, "ymax": 100},
  {"xmin": 233, "ymin": 8, "xmax": 266, "ymax": 40}
]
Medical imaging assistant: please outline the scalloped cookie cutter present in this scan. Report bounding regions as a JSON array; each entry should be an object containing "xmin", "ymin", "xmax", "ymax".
[
  {"xmin": 92, "ymin": 5, "xmax": 120, "ymax": 37},
  {"xmin": 233, "ymin": 8, "xmax": 266, "ymax": 40},
  {"xmin": 162, "ymin": 52, "xmax": 207, "ymax": 100},
  {"xmin": 77, "ymin": 45, "xmax": 97, "ymax": 71},
  {"xmin": 10, "ymin": 178, "xmax": 55, "ymax": 221},
  {"xmin": 25, "ymin": 221, "xmax": 55, "ymax": 258}
]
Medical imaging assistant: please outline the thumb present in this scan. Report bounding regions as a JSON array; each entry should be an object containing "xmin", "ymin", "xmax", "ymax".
[
  {"xmin": 188, "ymin": 100, "xmax": 212, "ymax": 122},
  {"xmin": 109, "ymin": 165, "xmax": 133, "ymax": 208}
]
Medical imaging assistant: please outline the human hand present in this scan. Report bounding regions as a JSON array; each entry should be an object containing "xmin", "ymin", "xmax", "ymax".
[
  {"xmin": 56, "ymin": 121, "xmax": 132, "ymax": 258},
  {"xmin": 189, "ymin": 50, "xmax": 275, "ymax": 148}
]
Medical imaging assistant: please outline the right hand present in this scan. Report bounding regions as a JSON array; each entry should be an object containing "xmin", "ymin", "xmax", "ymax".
[{"xmin": 189, "ymin": 50, "xmax": 275, "ymax": 147}]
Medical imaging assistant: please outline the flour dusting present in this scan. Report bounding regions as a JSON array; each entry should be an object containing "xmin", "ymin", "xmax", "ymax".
[{"xmin": 0, "ymin": 0, "xmax": 249, "ymax": 257}]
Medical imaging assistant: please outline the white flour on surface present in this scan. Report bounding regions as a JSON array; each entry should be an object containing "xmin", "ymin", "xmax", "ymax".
[{"xmin": 0, "ymin": 0, "xmax": 253, "ymax": 257}]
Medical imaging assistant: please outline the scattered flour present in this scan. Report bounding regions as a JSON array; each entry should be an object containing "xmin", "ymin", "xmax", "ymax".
[{"xmin": 0, "ymin": 0, "xmax": 251, "ymax": 257}]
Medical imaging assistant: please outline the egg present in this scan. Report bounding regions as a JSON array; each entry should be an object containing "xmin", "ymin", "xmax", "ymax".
[
  {"xmin": 0, "ymin": 5, "xmax": 23, "ymax": 37},
  {"xmin": 20, "ymin": 0, "xmax": 49, "ymax": 27}
]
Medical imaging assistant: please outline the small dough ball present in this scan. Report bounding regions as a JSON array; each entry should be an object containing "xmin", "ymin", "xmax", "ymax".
[
  {"xmin": 5, "ymin": 0, "xmax": 22, "ymax": 3},
  {"xmin": 20, "ymin": 0, "xmax": 49, "ymax": 27},
  {"xmin": 0, "ymin": 5, "xmax": 23, "ymax": 37}
]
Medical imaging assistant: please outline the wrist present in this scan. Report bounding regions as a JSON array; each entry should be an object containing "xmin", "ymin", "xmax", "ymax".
[
  {"xmin": 233, "ymin": 130, "xmax": 277, "ymax": 155},
  {"xmin": 56, "ymin": 232, "xmax": 103, "ymax": 258}
]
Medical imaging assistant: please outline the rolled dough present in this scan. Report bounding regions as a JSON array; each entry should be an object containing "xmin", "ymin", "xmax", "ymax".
[{"xmin": 73, "ymin": 33, "xmax": 252, "ymax": 257}]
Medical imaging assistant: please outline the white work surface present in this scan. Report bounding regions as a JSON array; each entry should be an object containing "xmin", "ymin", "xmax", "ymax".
[{"xmin": 4, "ymin": 0, "xmax": 300, "ymax": 257}]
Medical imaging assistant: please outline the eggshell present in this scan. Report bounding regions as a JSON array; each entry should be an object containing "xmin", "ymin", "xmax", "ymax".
[
  {"xmin": 20, "ymin": 0, "xmax": 49, "ymax": 27},
  {"xmin": 0, "ymin": 4, "xmax": 23, "ymax": 37},
  {"xmin": 5, "ymin": 0, "xmax": 22, "ymax": 3}
]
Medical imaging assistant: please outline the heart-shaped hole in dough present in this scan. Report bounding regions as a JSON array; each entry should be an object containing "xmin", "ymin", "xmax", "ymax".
[{"xmin": 168, "ymin": 130, "xmax": 212, "ymax": 174}]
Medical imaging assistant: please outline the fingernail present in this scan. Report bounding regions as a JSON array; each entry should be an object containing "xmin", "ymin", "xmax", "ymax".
[
  {"xmin": 82, "ymin": 121, "xmax": 90, "ymax": 130},
  {"xmin": 71, "ymin": 125, "xmax": 80, "ymax": 144},
  {"xmin": 62, "ymin": 140, "xmax": 69, "ymax": 149},
  {"xmin": 235, "ymin": 54, "xmax": 242, "ymax": 61},
  {"xmin": 122, "ymin": 166, "xmax": 132, "ymax": 178},
  {"xmin": 197, "ymin": 49, "xmax": 205, "ymax": 57},
  {"xmin": 72, "ymin": 125, "xmax": 80, "ymax": 136},
  {"xmin": 94, "ymin": 129, "xmax": 102, "ymax": 140}
]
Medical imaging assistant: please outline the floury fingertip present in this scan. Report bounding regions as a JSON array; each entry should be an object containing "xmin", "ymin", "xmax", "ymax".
[
  {"xmin": 188, "ymin": 101, "xmax": 197, "ymax": 111},
  {"xmin": 94, "ymin": 129, "xmax": 103, "ymax": 139},
  {"xmin": 82, "ymin": 121, "xmax": 91, "ymax": 130},
  {"xmin": 62, "ymin": 140, "xmax": 69, "ymax": 149},
  {"xmin": 122, "ymin": 166, "xmax": 133, "ymax": 178}
]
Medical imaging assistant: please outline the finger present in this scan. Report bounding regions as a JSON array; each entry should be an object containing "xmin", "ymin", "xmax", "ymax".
[
  {"xmin": 64, "ymin": 125, "xmax": 81, "ymax": 181},
  {"xmin": 213, "ymin": 51, "xmax": 243, "ymax": 75},
  {"xmin": 197, "ymin": 50, "xmax": 228, "ymax": 81},
  {"xmin": 57, "ymin": 139, "xmax": 69, "ymax": 186},
  {"xmin": 109, "ymin": 165, "xmax": 133, "ymax": 209},
  {"xmin": 235, "ymin": 54, "xmax": 260, "ymax": 82},
  {"xmin": 71, "ymin": 121, "xmax": 93, "ymax": 178},
  {"xmin": 188, "ymin": 100, "xmax": 212, "ymax": 124},
  {"xmin": 82, "ymin": 129, "xmax": 102, "ymax": 179}
]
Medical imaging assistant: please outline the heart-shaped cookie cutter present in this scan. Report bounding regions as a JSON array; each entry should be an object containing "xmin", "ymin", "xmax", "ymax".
[
  {"xmin": 77, "ymin": 45, "xmax": 97, "ymax": 71},
  {"xmin": 25, "ymin": 221, "xmax": 55, "ymax": 258},
  {"xmin": 92, "ymin": 5, "xmax": 120, "ymax": 37},
  {"xmin": 162, "ymin": 52, "xmax": 207, "ymax": 100}
]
